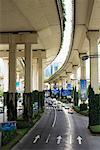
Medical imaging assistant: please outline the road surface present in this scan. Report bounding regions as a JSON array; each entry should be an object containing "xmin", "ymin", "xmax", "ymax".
[{"xmin": 12, "ymin": 104, "xmax": 100, "ymax": 150}]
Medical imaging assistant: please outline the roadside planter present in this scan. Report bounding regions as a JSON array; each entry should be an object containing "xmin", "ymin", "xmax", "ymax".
[
  {"xmin": 80, "ymin": 103, "xmax": 87, "ymax": 111},
  {"xmin": 0, "ymin": 121, "xmax": 16, "ymax": 145}
]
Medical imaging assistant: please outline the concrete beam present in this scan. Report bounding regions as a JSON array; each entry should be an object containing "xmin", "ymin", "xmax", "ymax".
[
  {"xmin": 0, "ymin": 50, "xmax": 24, "ymax": 57},
  {"xmin": 0, "ymin": 32, "xmax": 37, "ymax": 44},
  {"xmin": 33, "ymin": 50, "xmax": 46, "ymax": 59},
  {"xmin": 0, "ymin": 49, "xmax": 46, "ymax": 58}
]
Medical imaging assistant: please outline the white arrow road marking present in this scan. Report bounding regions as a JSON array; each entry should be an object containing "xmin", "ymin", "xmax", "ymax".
[
  {"xmin": 33, "ymin": 135, "xmax": 40, "ymax": 144},
  {"xmin": 46, "ymin": 134, "xmax": 51, "ymax": 143},
  {"xmin": 52, "ymin": 108, "xmax": 57, "ymax": 127},
  {"xmin": 77, "ymin": 136, "xmax": 82, "ymax": 145},
  {"xmin": 69, "ymin": 135, "xmax": 72, "ymax": 144},
  {"xmin": 57, "ymin": 136, "xmax": 62, "ymax": 144}
]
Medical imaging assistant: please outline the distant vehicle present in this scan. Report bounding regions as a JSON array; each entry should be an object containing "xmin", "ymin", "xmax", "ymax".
[
  {"xmin": 68, "ymin": 108, "xmax": 74, "ymax": 114},
  {"xmin": 17, "ymin": 98, "xmax": 23, "ymax": 110},
  {"xmin": 62, "ymin": 103, "xmax": 65, "ymax": 107},
  {"xmin": 65, "ymin": 106, "xmax": 69, "ymax": 109},
  {"xmin": 57, "ymin": 104, "xmax": 62, "ymax": 111},
  {"xmin": 52, "ymin": 102, "xmax": 57, "ymax": 108}
]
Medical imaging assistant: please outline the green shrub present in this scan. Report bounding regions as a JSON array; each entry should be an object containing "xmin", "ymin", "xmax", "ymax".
[
  {"xmin": 73, "ymin": 106, "xmax": 88, "ymax": 116},
  {"xmin": 80, "ymin": 103, "xmax": 87, "ymax": 111},
  {"xmin": 16, "ymin": 119, "xmax": 32, "ymax": 129},
  {"xmin": 2, "ymin": 130, "xmax": 16, "ymax": 145},
  {"xmin": 90, "ymin": 125, "xmax": 100, "ymax": 133}
]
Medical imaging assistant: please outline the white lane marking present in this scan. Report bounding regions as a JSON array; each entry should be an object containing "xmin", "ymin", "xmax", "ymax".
[
  {"xmin": 63, "ymin": 108, "xmax": 72, "ymax": 145},
  {"xmin": 69, "ymin": 135, "xmax": 72, "ymax": 144},
  {"xmin": 67, "ymin": 112, "xmax": 71, "ymax": 128},
  {"xmin": 77, "ymin": 136, "xmax": 82, "ymax": 144},
  {"xmin": 52, "ymin": 108, "xmax": 57, "ymax": 127},
  {"xmin": 46, "ymin": 134, "xmax": 50, "ymax": 143},
  {"xmin": 57, "ymin": 136, "xmax": 62, "ymax": 144},
  {"xmin": 33, "ymin": 135, "xmax": 40, "ymax": 144}
]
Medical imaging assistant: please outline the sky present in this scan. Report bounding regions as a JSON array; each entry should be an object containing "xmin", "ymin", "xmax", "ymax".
[{"xmin": 51, "ymin": 0, "xmax": 73, "ymax": 65}]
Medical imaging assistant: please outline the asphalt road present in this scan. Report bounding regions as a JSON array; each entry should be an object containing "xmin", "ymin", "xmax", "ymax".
[{"xmin": 12, "ymin": 104, "xmax": 100, "ymax": 150}]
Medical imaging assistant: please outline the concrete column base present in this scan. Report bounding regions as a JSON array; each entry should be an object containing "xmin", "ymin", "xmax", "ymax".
[
  {"xmin": 7, "ymin": 93, "xmax": 17, "ymax": 121},
  {"xmin": 38, "ymin": 91, "xmax": 45, "ymax": 110},
  {"xmin": 23, "ymin": 93, "xmax": 33, "ymax": 123}
]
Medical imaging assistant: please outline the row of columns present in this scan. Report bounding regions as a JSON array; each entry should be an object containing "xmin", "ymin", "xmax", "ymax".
[
  {"xmin": 9, "ymin": 43, "xmax": 44, "ymax": 93},
  {"xmin": 71, "ymin": 30, "xmax": 99, "ymax": 94},
  {"xmin": 4, "ymin": 36, "xmax": 45, "ymax": 121},
  {"xmin": 49, "ymin": 31, "xmax": 99, "ymax": 94}
]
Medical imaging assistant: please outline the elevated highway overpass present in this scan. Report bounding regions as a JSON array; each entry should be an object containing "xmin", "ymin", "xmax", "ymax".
[
  {"xmin": 46, "ymin": 0, "xmax": 100, "ymax": 94},
  {"xmin": 0, "ymin": 0, "xmax": 64, "ymax": 121},
  {"xmin": 0, "ymin": 0, "xmax": 64, "ymax": 91},
  {"xmin": 0, "ymin": 1, "xmax": 100, "ymax": 149}
]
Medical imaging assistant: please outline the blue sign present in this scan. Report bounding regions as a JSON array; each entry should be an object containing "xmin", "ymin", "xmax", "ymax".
[
  {"xmin": 80, "ymin": 79, "xmax": 87, "ymax": 100},
  {"xmin": 52, "ymin": 89, "xmax": 59, "ymax": 95},
  {"xmin": 62, "ymin": 90, "xmax": 68, "ymax": 96},
  {"xmin": 67, "ymin": 84, "xmax": 72, "ymax": 90},
  {"xmin": 0, "ymin": 121, "xmax": 16, "ymax": 131}
]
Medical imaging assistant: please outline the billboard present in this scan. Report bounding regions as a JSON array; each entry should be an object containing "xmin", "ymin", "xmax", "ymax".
[
  {"xmin": 62, "ymin": 90, "xmax": 68, "ymax": 97},
  {"xmin": 67, "ymin": 83, "xmax": 72, "ymax": 90},
  {"xmin": 52, "ymin": 88, "xmax": 59, "ymax": 95},
  {"xmin": 80, "ymin": 79, "xmax": 87, "ymax": 100}
]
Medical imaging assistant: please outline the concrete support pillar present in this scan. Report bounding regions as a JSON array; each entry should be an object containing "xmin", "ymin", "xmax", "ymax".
[
  {"xmin": 3, "ymin": 59, "xmax": 9, "ymax": 92},
  {"xmin": 80, "ymin": 58, "xmax": 86, "ymax": 79},
  {"xmin": 24, "ymin": 43, "xmax": 32, "ymax": 93},
  {"xmin": 61, "ymin": 78, "xmax": 66, "ymax": 89},
  {"xmin": 23, "ymin": 43, "xmax": 33, "ymax": 122},
  {"xmin": 8, "ymin": 39, "xmax": 17, "ymax": 121},
  {"xmin": 37, "ymin": 57, "xmax": 42, "ymax": 91},
  {"xmin": 67, "ymin": 74, "xmax": 72, "ymax": 85},
  {"xmin": 73, "ymin": 67, "xmax": 78, "ymax": 89},
  {"xmin": 58, "ymin": 79, "xmax": 62, "ymax": 89},
  {"xmin": 87, "ymin": 31, "xmax": 99, "ymax": 94},
  {"xmin": 33, "ymin": 59, "xmax": 38, "ymax": 90},
  {"xmin": 32, "ymin": 49, "xmax": 46, "ymax": 91},
  {"xmin": 9, "ymin": 42, "xmax": 16, "ymax": 92}
]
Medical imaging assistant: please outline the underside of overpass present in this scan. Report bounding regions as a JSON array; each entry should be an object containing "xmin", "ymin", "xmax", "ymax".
[
  {"xmin": 0, "ymin": 1, "xmax": 100, "ymax": 148},
  {"xmin": 0, "ymin": 0, "xmax": 65, "ymax": 121},
  {"xmin": 46, "ymin": 0, "xmax": 100, "ymax": 94},
  {"xmin": 0, "ymin": 0, "xmax": 64, "ymax": 78}
]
